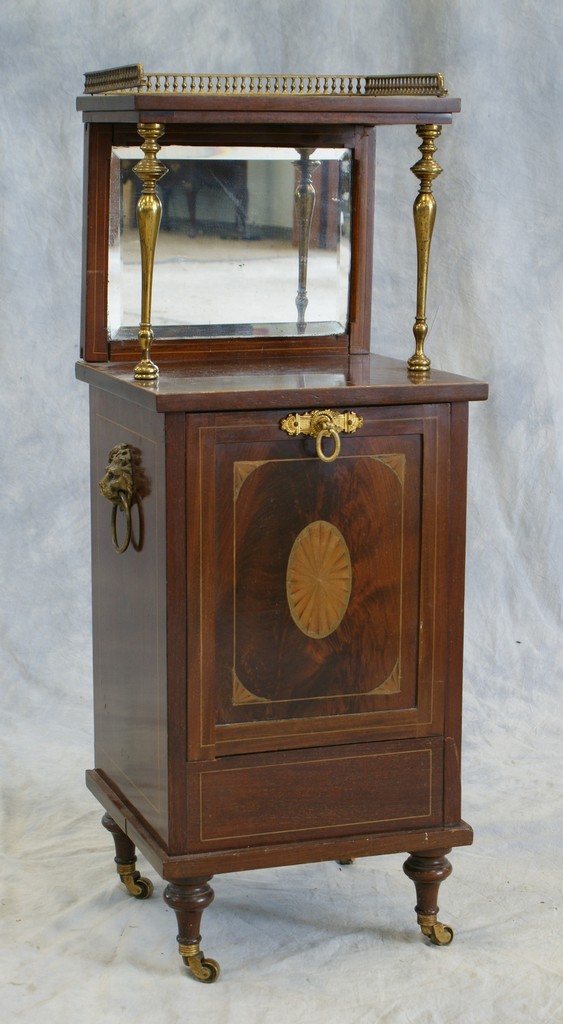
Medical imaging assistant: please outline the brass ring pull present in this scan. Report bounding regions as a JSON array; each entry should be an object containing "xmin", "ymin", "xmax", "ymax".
[
  {"xmin": 99, "ymin": 444, "xmax": 135, "ymax": 555},
  {"xmin": 111, "ymin": 492, "xmax": 132, "ymax": 554},
  {"xmin": 280, "ymin": 408, "xmax": 363, "ymax": 462},
  {"xmin": 316, "ymin": 427, "xmax": 341, "ymax": 463}
]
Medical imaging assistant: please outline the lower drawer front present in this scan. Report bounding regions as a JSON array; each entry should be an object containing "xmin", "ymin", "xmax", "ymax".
[{"xmin": 188, "ymin": 739, "xmax": 443, "ymax": 850}]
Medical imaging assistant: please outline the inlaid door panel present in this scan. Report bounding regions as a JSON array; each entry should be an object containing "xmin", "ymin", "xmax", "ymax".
[{"xmin": 187, "ymin": 404, "xmax": 450, "ymax": 758}]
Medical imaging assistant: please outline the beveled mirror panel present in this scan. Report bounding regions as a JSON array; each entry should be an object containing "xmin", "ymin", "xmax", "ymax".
[{"xmin": 108, "ymin": 146, "xmax": 352, "ymax": 341}]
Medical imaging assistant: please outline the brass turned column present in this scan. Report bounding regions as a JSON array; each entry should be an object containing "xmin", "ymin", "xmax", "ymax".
[
  {"xmin": 133, "ymin": 123, "xmax": 168, "ymax": 381},
  {"xmin": 408, "ymin": 124, "xmax": 442, "ymax": 374}
]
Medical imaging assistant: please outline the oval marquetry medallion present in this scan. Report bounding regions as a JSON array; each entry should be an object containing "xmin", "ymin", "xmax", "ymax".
[{"xmin": 286, "ymin": 520, "xmax": 352, "ymax": 639}]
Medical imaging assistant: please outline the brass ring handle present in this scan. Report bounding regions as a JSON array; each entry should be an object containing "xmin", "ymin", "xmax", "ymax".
[
  {"xmin": 99, "ymin": 444, "xmax": 135, "ymax": 555},
  {"xmin": 316, "ymin": 427, "xmax": 341, "ymax": 463},
  {"xmin": 111, "ymin": 492, "xmax": 132, "ymax": 554}
]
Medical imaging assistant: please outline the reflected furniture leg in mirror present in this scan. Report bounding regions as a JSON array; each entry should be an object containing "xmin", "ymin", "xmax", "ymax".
[{"xmin": 294, "ymin": 148, "xmax": 319, "ymax": 331}]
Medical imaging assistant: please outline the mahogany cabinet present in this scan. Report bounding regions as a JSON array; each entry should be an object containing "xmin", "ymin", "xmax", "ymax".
[{"xmin": 76, "ymin": 66, "xmax": 487, "ymax": 981}]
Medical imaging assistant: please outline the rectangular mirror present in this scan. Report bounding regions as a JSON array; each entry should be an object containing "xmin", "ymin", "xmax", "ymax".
[{"xmin": 108, "ymin": 145, "xmax": 352, "ymax": 341}]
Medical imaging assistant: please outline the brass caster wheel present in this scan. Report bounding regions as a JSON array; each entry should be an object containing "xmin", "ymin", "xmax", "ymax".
[
  {"xmin": 131, "ymin": 876, "xmax": 154, "ymax": 900},
  {"xmin": 117, "ymin": 864, "xmax": 154, "ymax": 900},
  {"xmin": 336, "ymin": 857, "xmax": 355, "ymax": 866},
  {"xmin": 428, "ymin": 922, "xmax": 454, "ymax": 946},
  {"xmin": 418, "ymin": 915, "xmax": 454, "ymax": 946},
  {"xmin": 180, "ymin": 947, "xmax": 221, "ymax": 983}
]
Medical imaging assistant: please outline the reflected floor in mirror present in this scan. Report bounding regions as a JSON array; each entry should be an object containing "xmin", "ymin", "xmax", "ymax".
[{"xmin": 110, "ymin": 230, "xmax": 351, "ymax": 334}]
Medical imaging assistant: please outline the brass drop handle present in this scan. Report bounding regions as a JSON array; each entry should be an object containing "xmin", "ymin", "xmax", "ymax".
[
  {"xmin": 99, "ymin": 444, "xmax": 135, "ymax": 554},
  {"xmin": 315, "ymin": 425, "xmax": 341, "ymax": 463},
  {"xmin": 110, "ymin": 494, "xmax": 132, "ymax": 554},
  {"xmin": 280, "ymin": 409, "xmax": 363, "ymax": 463}
]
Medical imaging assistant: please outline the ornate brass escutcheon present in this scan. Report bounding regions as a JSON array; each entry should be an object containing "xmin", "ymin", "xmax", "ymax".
[{"xmin": 280, "ymin": 409, "xmax": 363, "ymax": 463}]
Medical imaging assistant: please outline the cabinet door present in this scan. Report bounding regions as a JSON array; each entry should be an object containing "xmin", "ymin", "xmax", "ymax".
[{"xmin": 187, "ymin": 404, "xmax": 451, "ymax": 759}]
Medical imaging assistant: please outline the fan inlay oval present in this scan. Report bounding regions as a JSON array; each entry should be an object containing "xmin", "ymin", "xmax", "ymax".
[{"xmin": 286, "ymin": 520, "xmax": 352, "ymax": 639}]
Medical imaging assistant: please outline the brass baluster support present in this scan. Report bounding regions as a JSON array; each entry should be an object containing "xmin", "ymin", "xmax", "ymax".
[
  {"xmin": 408, "ymin": 124, "xmax": 442, "ymax": 374},
  {"xmin": 294, "ymin": 149, "xmax": 319, "ymax": 331},
  {"xmin": 133, "ymin": 123, "xmax": 168, "ymax": 381}
]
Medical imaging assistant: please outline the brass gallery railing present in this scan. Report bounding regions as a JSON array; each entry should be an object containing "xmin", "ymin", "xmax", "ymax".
[{"xmin": 84, "ymin": 65, "xmax": 447, "ymax": 98}]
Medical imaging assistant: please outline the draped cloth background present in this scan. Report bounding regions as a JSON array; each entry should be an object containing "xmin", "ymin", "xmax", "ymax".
[{"xmin": 1, "ymin": 2, "xmax": 562, "ymax": 1021}]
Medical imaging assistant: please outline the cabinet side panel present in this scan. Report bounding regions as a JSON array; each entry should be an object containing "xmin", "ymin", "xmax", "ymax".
[
  {"xmin": 349, "ymin": 128, "xmax": 375, "ymax": 353},
  {"xmin": 89, "ymin": 389, "xmax": 169, "ymax": 843},
  {"xmin": 82, "ymin": 124, "xmax": 112, "ymax": 361},
  {"xmin": 443, "ymin": 402, "xmax": 470, "ymax": 825}
]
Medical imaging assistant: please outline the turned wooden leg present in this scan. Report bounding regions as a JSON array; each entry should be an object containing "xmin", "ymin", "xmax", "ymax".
[
  {"xmin": 403, "ymin": 849, "xmax": 454, "ymax": 945},
  {"xmin": 163, "ymin": 878, "xmax": 220, "ymax": 982},
  {"xmin": 101, "ymin": 812, "xmax": 154, "ymax": 900}
]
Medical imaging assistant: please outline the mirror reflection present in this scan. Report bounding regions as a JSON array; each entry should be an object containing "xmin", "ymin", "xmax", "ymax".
[{"xmin": 109, "ymin": 146, "xmax": 352, "ymax": 340}]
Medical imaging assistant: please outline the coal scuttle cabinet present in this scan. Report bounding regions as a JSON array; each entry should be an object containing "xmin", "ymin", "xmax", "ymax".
[{"xmin": 76, "ymin": 65, "xmax": 487, "ymax": 981}]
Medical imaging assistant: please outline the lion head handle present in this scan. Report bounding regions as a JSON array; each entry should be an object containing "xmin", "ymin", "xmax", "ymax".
[{"xmin": 99, "ymin": 443, "xmax": 134, "ymax": 506}]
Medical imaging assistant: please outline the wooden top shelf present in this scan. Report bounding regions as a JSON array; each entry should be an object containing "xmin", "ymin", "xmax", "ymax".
[
  {"xmin": 76, "ymin": 354, "xmax": 487, "ymax": 413},
  {"xmin": 78, "ymin": 67, "xmax": 460, "ymax": 125}
]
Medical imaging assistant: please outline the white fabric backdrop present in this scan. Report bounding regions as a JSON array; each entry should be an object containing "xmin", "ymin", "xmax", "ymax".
[{"xmin": 1, "ymin": 2, "xmax": 562, "ymax": 1021}]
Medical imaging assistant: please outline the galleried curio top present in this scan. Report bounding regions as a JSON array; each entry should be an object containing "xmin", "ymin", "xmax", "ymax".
[{"xmin": 77, "ymin": 64, "xmax": 460, "ymax": 378}]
